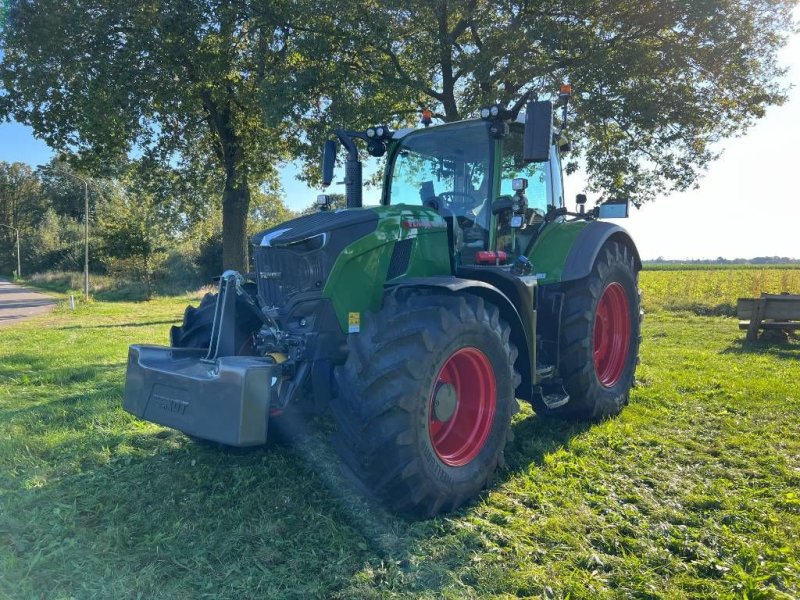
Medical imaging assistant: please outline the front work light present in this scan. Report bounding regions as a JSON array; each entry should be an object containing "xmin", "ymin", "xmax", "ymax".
[
  {"xmin": 511, "ymin": 178, "xmax": 528, "ymax": 191},
  {"xmin": 316, "ymin": 194, "xmax": 333, "ymax": 210}
]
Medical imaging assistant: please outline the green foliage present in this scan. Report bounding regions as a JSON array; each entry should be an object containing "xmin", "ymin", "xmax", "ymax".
[
  {"xmin": 0, "ymin": 154, "xmax": 295, "ymax": 292},
  {"xmin": 311, "ymin": 0, "xmax": 796, "ymax": 203},
  {"xmin": 93, "ymin": 176, "xmax": 186, "ymax": 298},
  {"xmin": 0, "ymin": 0, "xmax": 328, "ymax": 270},
  {"xmin": 1, "ymin": 0, "xmax": 794, "ymax": 250},
  {"xmin": 1, "ymin": 274, "xmax": 799, "ymax": 598},
  {"xmin": 0, "ymin": 161, "xmax": 44, "ymax": 274}
]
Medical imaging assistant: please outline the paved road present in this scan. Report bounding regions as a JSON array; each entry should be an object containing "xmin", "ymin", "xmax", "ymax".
[{"xmin": 0, "ymin": 278, "xmax": 58, "ymax": 327}]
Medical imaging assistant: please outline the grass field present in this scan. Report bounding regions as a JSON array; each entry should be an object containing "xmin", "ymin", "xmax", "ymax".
[{"xmin": 1, "ymin": 270, "xmax": 799, "ymax": 599}]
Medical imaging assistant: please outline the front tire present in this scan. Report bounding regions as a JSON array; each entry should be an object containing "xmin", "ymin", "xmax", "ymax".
[
  {"xmin": 170, "ymin": 292, "xmax": 261, "ymax": 355},
  {"xmin": 539, "ymin": 240, "xmax": 640, "ymax": 420},
  {"xmin": 333, "ymin": 292, "xmax": 520, "ymax": 517}
]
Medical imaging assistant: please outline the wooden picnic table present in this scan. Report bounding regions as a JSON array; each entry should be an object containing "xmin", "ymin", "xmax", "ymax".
[{"xmin": 737, "ymin": 293, "xmax": 800, "ymax": 342}]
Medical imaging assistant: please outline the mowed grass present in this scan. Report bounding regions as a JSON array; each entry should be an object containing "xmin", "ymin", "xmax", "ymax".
[{"xmin": 0, "ymin": 271, "xmax": 799, "ymax": 599}]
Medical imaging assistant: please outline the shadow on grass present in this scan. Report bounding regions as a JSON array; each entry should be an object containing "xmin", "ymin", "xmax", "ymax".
[
  {"xmin": 1, "ymin": 381, "xmax": 591, "ymax": 599},
  {"xmin": 506, "ymin": 412, "xmax": 591, "ymax": 472},
  {"xmin": 1, "ymin": 334, "xmax": 588, "ymax": 597},
  {"xmin": 662, "ymin": 302, "xmax": 737, "ymax": 317},
  {"xmin": 0, "ymin": 352, "xmax": 124, "ymax": 383},
  {"xmin": 55, "ymin": 319, "xmax": 180, "ymax": 331},
  {"xmin": 721, "ymin": 335, "xmax": 800, "ymax": 360}
]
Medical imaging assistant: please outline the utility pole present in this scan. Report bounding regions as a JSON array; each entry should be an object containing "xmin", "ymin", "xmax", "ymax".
[
  {"xmin": 83, "ymin": 179, "xmax": 89, "ymax": 299},
  {"xmin": 41, "ymin": 167, "xmax": 91, "ymax": 299},
  {"xmin": 0, "ymin": 224, "xmax": 21, "ymax": 278}
]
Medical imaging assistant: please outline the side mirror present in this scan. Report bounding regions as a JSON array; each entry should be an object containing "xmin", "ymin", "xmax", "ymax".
[
  {"xmin": 322, "ymin": 139, "xmax": 337, "ymax": 187},
  {"xmin": 523, "ymin": 101, "xmax": 553, "ymax": 163},
  {"xmin": 597, "ymin": 198, "xmax": 629, "ymax": 219}
]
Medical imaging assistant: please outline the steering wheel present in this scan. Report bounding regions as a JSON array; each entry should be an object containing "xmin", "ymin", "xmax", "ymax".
[{"xmin": 437, "ymin": 191, "xmax": 479, "ymax": 213}]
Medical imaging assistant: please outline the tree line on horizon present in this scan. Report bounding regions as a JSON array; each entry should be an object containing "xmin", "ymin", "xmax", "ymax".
[
  {"xmin": 0, "ymin": 0, "xmax": 797, "ymax": 276},
  {"xmin": 0, "ymin": 158, "xmax": 294, "ymax": 293}
]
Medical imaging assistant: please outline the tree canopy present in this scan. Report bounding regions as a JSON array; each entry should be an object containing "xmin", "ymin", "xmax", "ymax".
[
  {"xmin": 321, "ymin": 0, "xmax": 797, "ymax": 202},
  {"xmin": 1, "ymin": 0, "xmax": 327, "ymax": 271},
  {"xmin": 1, "ymin": 0, "xmax": 797, "ymax": 271}
]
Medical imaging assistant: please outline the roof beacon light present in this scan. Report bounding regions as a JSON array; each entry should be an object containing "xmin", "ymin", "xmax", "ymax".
[
  {"xmin": 557, "ymin": 83, "xmax": 573, "ymax": 130},
  {"xmin": 421, "ymin": 108, "xmax": 433, "ymax": 127}
]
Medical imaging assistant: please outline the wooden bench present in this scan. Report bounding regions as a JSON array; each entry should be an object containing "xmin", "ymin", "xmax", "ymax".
[{"xmin": 737, "ymin": 293, "xmax": 800, "ymax": 342}]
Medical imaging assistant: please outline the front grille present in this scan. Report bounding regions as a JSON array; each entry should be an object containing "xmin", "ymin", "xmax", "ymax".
[{"xmin": 255, "ymin": 247, "xmax": 326, "ymax": 307}]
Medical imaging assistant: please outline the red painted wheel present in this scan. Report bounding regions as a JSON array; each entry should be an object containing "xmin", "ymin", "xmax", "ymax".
[
  {"xmin": 334, "ymin": 293, "xmax": 518, "ymax": 515},
  {"xmin": 593, "ymin": 282, "xmax": 631, "ymax": 387},
  {"xmin": 428, "ymin": 347, "xmax": 497, "ymax": 467}
]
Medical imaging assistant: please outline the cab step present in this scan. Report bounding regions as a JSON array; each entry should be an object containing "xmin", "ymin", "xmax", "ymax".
[
  {"xmin": 535, "ymin": 364, "xmax": 556, "ymax": 380},
  {"xmin": 533, "ymin": 383, "xmax": 570, "ymax": 410},
  {"xmin": 542, "ymin": 391, "xmax": 570, "ymax": 409}
]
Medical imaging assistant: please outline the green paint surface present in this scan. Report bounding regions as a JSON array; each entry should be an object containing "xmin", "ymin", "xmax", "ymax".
[
  {"xmin": 322, "ymin": 205, "xmax": 451, "ymax": 330},
  {"xmin": 527, "ymin": 221, "xmax": 589, "ymax": 284}
]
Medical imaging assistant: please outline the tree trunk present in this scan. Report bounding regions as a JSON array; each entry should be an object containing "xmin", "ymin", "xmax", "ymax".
[
  {"xmin": 200, "ymin": 88, "xmax": 251, "ymax": 273},
  {"xmin": 221, "ymin": 174, "xmax": 250, "ymax": 273}
]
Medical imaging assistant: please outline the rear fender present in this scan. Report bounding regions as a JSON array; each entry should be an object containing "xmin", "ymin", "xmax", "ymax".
[
  {"xmin": 386, "ymin": 277, "xmax": 533, "ymax": 402},
  {"xmin": 561, "ymin": 221, "xmax": 642, "ymax": 281},
  {"xmin": 529, "ymin": 220, "xmax": 641, "ymax": 284}
]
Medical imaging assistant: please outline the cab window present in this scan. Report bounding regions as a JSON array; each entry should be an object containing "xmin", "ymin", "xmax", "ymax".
[{"xmin": 500, "ymin": 127, "xmax": 566, "ymax": 212}]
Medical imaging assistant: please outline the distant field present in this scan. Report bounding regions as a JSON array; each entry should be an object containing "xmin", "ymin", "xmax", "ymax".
[
  {"xmin": 643, "ymin": 263, "xmax": 799, "ymax": 271},
  {"xmin": 640, "ymin": 267, "xmax": 800, "ymax": 316},
  {"xmin": 1, "ymin": 269, "xmax": 799, "ymax": 598}
]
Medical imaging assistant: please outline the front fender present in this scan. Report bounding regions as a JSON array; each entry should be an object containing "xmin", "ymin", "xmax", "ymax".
[
  {"xmin": 561, "ymin": 221, "xmax": 641, "ymax": 281},
  {"xmin": 385, "ymin": 276, "xmax": 534, "ymax": 402}
]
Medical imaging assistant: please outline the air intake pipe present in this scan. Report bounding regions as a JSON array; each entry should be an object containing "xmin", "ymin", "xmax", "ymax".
[{"xmin": 334, "ymin": 129, "xmax": 362, "ymax": 208}]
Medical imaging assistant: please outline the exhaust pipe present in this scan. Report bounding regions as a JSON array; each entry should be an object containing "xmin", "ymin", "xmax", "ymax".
[{"xmin": 334, "ymin": 129, "xmax": 363, "ymax": 208}]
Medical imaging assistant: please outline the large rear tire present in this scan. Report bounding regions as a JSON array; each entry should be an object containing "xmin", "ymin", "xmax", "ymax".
[
  {"xmin": 537, "ymin": 240, "xmax": 640, "ymax": 420},
  {"xmin": 333, "ymin": 292, "xmax": 520, "ymax": 517}
]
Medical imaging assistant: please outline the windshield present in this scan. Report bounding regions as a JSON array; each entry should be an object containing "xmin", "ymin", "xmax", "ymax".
[{"xmin": 388, "ymin": 122, "xmax": 492, "ymax": 225}]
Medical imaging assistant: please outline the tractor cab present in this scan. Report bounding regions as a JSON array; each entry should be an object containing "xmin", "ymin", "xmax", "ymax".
[
  {"xmin": 382, "ymin": 118, "xmax": 565, "ymax": 267},
  {"xmin": 322, "ymin": 93, "xmax": 567, "ymax": 276}
]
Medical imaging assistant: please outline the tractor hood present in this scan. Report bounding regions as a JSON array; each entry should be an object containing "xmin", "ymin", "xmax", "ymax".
[
  {"xmin": 250, "ymin": 208, "xmax": 380, "ymax": 310},
  {"xmin": 250, "ymin": 208, "xmax": 378, "ymax": 248}
]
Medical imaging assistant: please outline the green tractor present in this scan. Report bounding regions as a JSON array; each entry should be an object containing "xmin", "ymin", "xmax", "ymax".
[{"xmin": 124, "ymin": 88, "xmax": 641, "ymax": 516}]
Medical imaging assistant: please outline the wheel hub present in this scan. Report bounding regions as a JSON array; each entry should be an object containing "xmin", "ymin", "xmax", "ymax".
[
  {"xmin": 432, "ymin": 383, "xmax": 458, "ymax": 421},
  {"xmin": 427, "ymin": 347, "xmax": 497, "ymax": 467},
  {"xmin": 593, "ymin": 282, "xmax": 631, "ymax": 387}
]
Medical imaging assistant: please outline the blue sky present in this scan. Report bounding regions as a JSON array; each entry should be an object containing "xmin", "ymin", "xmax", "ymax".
[{"xmin": 1, "ymin": 30, "xmax": 798, "ymax": 260}]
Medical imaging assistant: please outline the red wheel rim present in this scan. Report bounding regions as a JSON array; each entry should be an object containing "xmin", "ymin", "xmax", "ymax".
[
  {"xmin": 428, "ymin": 347, "xmax": 496, "ymax": 467},
  {"xmin": 593, "ymin": 282, "xmax": 631, "ymax": 387}
]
